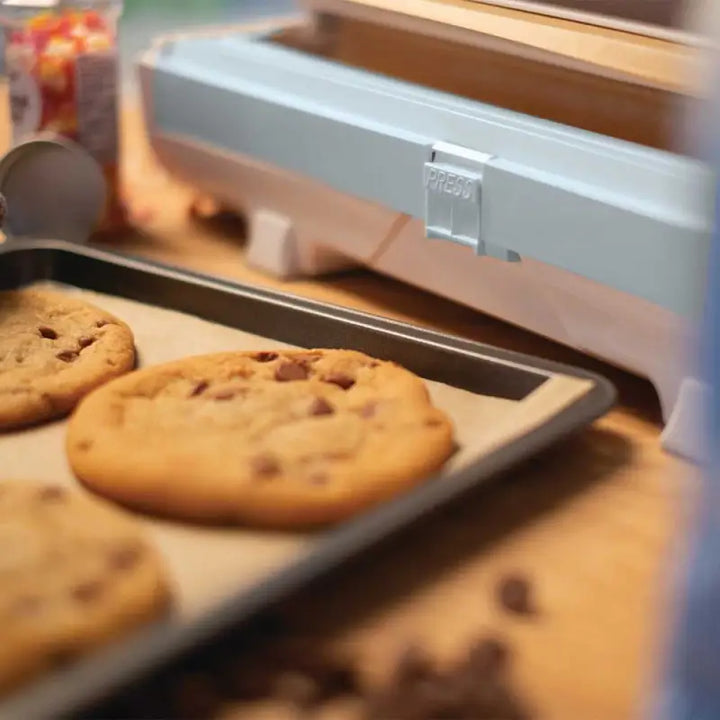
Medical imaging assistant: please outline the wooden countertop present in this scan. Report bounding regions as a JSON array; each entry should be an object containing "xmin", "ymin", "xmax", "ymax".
[{"xmin": 97, "ymin": 107, "xmax": 688, "ymax": 719}]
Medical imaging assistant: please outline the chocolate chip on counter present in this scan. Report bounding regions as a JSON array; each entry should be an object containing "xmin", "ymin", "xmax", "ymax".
[
  {"xmin": 393, "ymin": 644, "xmax": 439, "ymax": 687},
  {"xmin": 56, "ymin": 350, "xmax": 79, "ymax": 363},
  {"xmin": 49, "ymin": 648, "xmax": 77, "ymax": 669},
  {"xmin": 323, "ymin": 372, "xmax": 356, "ymax": 390},
  {"xmin": 38, "ymin": 486, "xmax": 67, "ymax": 502},
  {"xmin": 466, "ymin": 678, "xmax": 532, "ymax": 720},
  {"xmin": 275, "ymin": 361, "xmax": 310, "ymax": 382},
  {"xmin": 252, "ymin": 454, "xmax": 281, "ymax": 479},
  {"xmin": 220, "ymin": 659, "xmax": 276, "ymax": 701},
  {"xmin": 38, "ymin": 326, "xmax": 58, "ymax": 340},
  {"xmin": 108, "ymin": 544, "xmax": 143, "ymax": 572},
  {"xmin": 172, "ymin": 673, "xmax": 222, "ymax": 720},
  {"xmin": 253, "ymin": 351, "xmax": 279, "ymax": 363},
  {"xmin": 71, "ymin": 580, "xmax": 104, "ymax": 604},
  {"xmin": 274, "ymin": 670, "xmax": 321, "ymax": 708},
  {"xmin": 189, "ymin": 381, "xmax": 209, "ymax": 397},
  {"xmin": 464, "ymin": 637, "xmax": 509, "ymax": 677},
  {"xmin": 309, "ymin": 397, "xmax": 335, "ymax": 416},
  {"xmin": 78, "ymin": 336, "xmax": 96, "ymax": 349},
  {"xmin": 496, "ymin": 573, "xmax": 535, "ymax": 616}
]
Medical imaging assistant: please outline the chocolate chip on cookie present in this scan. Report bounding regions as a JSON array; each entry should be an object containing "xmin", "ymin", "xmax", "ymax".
[
  {"xmin": 252, "ymin": 454, "xmax": 281, "ymax": 479},
  {"xmin": 56, "ymin": 350, "xmax": 79, "ymax": 363},
  {"xmin": 71, "ymin": 580, "xmax": 105, "ymax": 604},
  {"xmin": 189, "ymin": 380, "xmax": 209, "ymax": 397},
  {"xmin": 309, "ymin": 397, "xmax": 334, "ymax": 416},
  {"xmin": 37, "ymin": 485, "xmax": 68, "ymax": 503},
  {"xmin": 253, "ymin": 351, "xmax": 278, "ymax": 363},
  {"xmin": 67, "ymin": 349, "xmax": 454, "ymax": 528},
  {"xmin": 275, "ymin": 361, "xmax": 309, "ymax": 382},
  {"xmin": 213, "ymin": 390, "xmax": 236, "ymax": 401},
  {"xmin": 38, "ymin": 326, "xmax": 58, "ymax": 340},
  {"xmin": 107, "ymin": 543, "xmax": 144, "ymax": 572},
  {"xmin": 10, "ymin": 595, "xmax": 44, "ymax": 618},
  {"xmin": 0, "ymin": 289, "xmax": 135, "ymax": 429},
  {"xmin": 323, "ymin": 372, "xmax": 355, "ymax": 390},
  {"xmin": 359, "ymin": 402, "xmax": 377, "ymax": 418},
  {"xmin": 0, "ymin": 481, "xmax": 171, "ymax": 694}
]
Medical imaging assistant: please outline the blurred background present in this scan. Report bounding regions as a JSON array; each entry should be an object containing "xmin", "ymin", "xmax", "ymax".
[{"xmin": 119, "ymin": 0, "xmax": 293, "ymax": 81}]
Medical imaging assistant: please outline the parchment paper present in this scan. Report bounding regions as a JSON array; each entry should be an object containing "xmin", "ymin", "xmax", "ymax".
[{"xmin": 0, "ymin": 284, "xmax": 589, "ymax": 620}]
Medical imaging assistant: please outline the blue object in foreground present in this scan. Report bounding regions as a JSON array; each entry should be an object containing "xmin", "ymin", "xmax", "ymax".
[{"xmin": 652, "ymin": 141, "xmax": 720, "ymax": 718}]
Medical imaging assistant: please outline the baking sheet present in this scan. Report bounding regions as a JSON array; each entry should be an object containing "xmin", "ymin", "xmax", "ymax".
[{"xmin": 0, "ymin": 282, "xmax": 585, "ymax": 620}]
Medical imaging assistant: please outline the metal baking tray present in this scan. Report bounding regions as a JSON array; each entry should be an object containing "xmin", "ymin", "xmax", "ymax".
[{"xmin": 0, "ymin": 240, "xmax": 615, "ymax": 720}]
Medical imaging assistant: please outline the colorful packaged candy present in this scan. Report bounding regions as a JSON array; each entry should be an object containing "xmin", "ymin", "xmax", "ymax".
[{"xmin": 4, "ymin": 1, "xmax": 125, "ymax": 234}]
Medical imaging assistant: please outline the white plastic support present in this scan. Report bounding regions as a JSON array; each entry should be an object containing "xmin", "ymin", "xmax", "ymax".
[
  {"xmin": 661, "ymin": 377, "xmax": 707, "ymax": 463},
  {"xmin": 246, "ymin": 208, "xmax": 358, "ymax": 279},
  {"xmin": 246, "ymin": 208, "xmax": 301, "ymax": 279}
]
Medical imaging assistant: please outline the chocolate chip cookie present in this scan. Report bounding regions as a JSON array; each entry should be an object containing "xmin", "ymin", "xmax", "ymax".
[
  {"xmin": 0, "ymin": 289, "xmax": 136, "ymax": 430},
  {"xmin": 67, "ymin": 350, "xmax": 455, "ymax": 528},
  {"xmin": 0, "ymin": 481, "xmax": 171, "ymax": 695}
]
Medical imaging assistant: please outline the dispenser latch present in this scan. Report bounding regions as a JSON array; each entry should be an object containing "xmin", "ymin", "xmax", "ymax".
[{"xmin": 424, "ymin": 142, "xmax": 520, "ymax": 262}]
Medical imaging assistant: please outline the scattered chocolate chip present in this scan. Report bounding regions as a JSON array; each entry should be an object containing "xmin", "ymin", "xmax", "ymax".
[
  {"xmin": 309, "ymin": 397, "xmax": 334, "ymax": 416},
  {"xmin": 497, "ymin": 573, "xmax": 535, "ymax": 616},
  {"xmin": 49, "ymin": 649, "xmax": 76, "ymax": 669},
  {"xmin": 466, "ymin": 678, "xmax": 532, "ymax": 720},
  {"xmin": 38, "ymin": 326, "xmax": 57, "ymax": 340},
  {"xmin": 56, "ymin": 350, "xmax": 78, "ymax": 363},
  {"xmin": 323, "ymin": 372, "xmax": 355, "ymax": 390},
  {"xmin": 253, "ymin": 351, "xmax": 278, "ymax": 363},
  {"xmin": 274, "ymin": 671, "xmax": 320, "ymax": 708},
  {"xmin": 275, "ymin": 361, "xmax": 309, "ymax": 382},
  {"xmin": 78, "ymin": 336, "xmax": 96, "ymax": 349},
  {"xmin": 71, "ymin": 580, "xmax": 104, "ymax": 604},
  {"xmin": 221, "ymin": 660, "xmax": 276, "ymax": 700},
  {"xmin": 393, "ymin": 644, "xmax": 439, "ymax": 687},
  {"xmin": 464, "ymin": 637, "xmax": 509, "ymax": 677},
  {"xmin": 173, "ymin": 673, "xmax": 222, "ymax": 720},
  {"xmin": 108, "ymin": 544, "xmax": 143, "ymax": 572},
  {"xmin": 252, "ymin": 454, "xmax": 280, "ymax": 479},
  {"xmin": 359, "ymin": 402, "xmax": 377, "ymax": 418},
  {"xmin": 38, "ymin": 486, "xmax": 67, "ymax": 502},
  {"xmin": 189, "ymin": 381, "xmax": 209, "ymax": 397},
  {"xmin": 316, "ymin": 659, "xmax": 360, "ymax": 699}
]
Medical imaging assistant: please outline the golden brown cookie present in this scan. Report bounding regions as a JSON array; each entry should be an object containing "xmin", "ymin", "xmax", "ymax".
[
  {"xmin": 67, "ymin": 350, "xmax": 455, "ymax": 528},
  {"xmin": 0, "ymin": 288, "xmax": 136, "ymax": 430},
  {"xmin": 0, "ymin": 480, "xmax": 171, "ymax": 695}
]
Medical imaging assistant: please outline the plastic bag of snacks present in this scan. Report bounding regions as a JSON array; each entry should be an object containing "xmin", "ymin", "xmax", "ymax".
[{"xmin": 3, "ymin": 0, "xmax": 125, "ymax": 234}]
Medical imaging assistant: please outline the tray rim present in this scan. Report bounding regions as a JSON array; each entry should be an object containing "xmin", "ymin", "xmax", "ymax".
[{"xmin": 0, "ymin": 239, "xmax": 616, "ymax": 719}]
